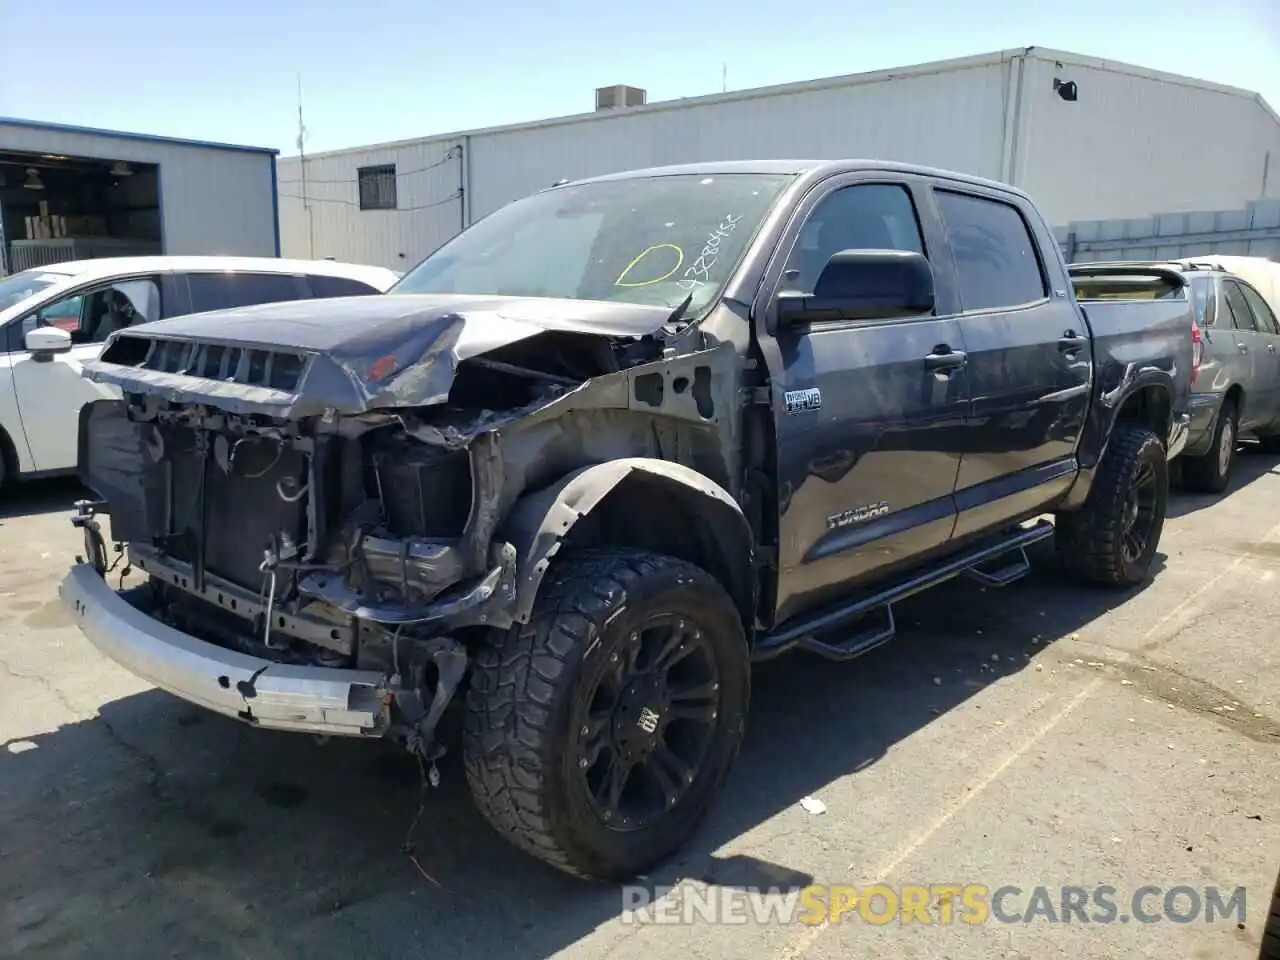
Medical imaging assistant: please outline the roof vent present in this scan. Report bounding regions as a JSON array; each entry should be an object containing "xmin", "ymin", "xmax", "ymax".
[{"xmin": 595, "ymin": 85, "xmax": 647, "ymax": 111}]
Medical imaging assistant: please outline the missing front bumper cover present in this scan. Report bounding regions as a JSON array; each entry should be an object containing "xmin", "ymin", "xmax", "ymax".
[{"xmin": 60, "ymin": 563, "xmax": 391, "ymax": 737}]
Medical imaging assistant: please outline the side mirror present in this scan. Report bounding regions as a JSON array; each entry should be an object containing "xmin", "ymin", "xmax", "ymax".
[
  {"xmin": 25, "ymin": 325, "xmax": 73, "ymax": 359},
  {"xmin": 775, "ymin": 249, "xmax": 936, "ymax": 330}
]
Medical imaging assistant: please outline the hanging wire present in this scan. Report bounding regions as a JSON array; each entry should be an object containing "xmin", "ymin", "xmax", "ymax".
[
  {"xmin": 276, "ymin": 146, "xmax": 461, "ymax": 185},
  {"xmin": 277, "ymin": 189, "xmax": 463, "ymax": 211}
]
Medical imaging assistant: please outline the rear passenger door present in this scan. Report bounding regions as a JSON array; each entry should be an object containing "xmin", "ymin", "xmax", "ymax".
[
  {"xmin": 935, "ymin": 186, "xmax": 1092, "ymax": 539},
  {"xmin": 173, "ymin": 271, "xmax": 310, "ymax": 317},
  {"xmin": 1234, "ymin": 280, "xmax": 1280, "ymax": 427},
  {"xmin": 1220, "ymin": 279, "xmax": 1268, "ymax": 430}
]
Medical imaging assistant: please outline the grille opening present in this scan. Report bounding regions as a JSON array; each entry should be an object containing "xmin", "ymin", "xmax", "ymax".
[
  {"xmin": 100, "ymin": 335, "xmax": 150, "ymax": 366},
  {"xmin": 98, "ymin": 335, "xmax": 307, "ymax": 390}
]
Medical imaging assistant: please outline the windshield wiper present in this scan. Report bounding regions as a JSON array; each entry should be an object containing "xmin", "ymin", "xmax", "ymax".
[{"xmin": 664, "ymin": 292, "xmax": 695, "ymax": 331}]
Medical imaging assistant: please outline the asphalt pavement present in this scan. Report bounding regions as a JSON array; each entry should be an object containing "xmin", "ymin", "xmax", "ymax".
[{"xmin": 1, "ymin": 454, "xmax": 1277, "ymax": 960}]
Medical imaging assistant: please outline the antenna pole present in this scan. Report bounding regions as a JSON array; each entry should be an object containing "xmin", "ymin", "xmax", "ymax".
[
  {"xmin": 722, "ymin": 63, "xmax": 727, "ymax": 93},
  {"xmin": 297, "ymin": 73, "xmax": 314, "ymax": 258}
]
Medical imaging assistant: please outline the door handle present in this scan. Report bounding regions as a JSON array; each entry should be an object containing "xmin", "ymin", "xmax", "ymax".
[
  {"xmin": 1269, "ymin": 344, "xmax": 1277, "ymax": 354},
  {"xmin": 1058, "ymin": 334, "xmax": 1088, "ymax": 353},
  {"xmin": 1238, "ymin": 343, "xmax": 1250, "ymax": 353},
  {"xmin": 924, "ymin": 348, "xmax": 967, "ymax": 372}
]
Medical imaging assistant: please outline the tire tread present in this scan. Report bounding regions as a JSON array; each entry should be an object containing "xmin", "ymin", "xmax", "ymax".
[
  {"xmin": 1056, "ymin": 424, "xmax": 1167, "ymax": 588},
  {"xmin": 463, "ymin": 547, "xmax": 739, "ymax": 880}
]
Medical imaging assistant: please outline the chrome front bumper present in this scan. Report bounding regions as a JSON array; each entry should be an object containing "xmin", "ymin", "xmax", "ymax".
[{"xmin": 59, "ymin": 564, "xmax": 391, "ymax": 737}]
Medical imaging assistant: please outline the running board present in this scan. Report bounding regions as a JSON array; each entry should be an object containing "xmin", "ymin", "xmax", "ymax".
[{"xmin": 753, "ymin": 520, "xmax": 1055, "ymax": 662}]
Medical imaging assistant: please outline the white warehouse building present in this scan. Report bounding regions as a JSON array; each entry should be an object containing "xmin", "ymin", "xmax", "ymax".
[
  {"xmin": 277, "ymin": 46, "xmax": 1280, "ymax": 270},
  {"xmin": 1, "ymin": 117, "xmax": 280, "ymax": 275}
]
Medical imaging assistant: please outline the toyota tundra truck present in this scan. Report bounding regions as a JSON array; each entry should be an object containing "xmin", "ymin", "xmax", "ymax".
[{"xmin": 61, "ymin": 160, "xmax": 1194, "ymax": 882}]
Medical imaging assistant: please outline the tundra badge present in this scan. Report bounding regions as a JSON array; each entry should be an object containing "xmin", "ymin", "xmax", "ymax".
[
  {"xmin": 784, "ymin": 387, "xmax": 823, "ymax": 414},
  {"xmin": 827, "ymin": 501, "xmax": 890, "ymax": 530}
]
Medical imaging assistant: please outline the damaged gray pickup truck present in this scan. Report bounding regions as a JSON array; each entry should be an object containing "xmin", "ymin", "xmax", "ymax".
[{"xmin": 62, "ymin": 160, "xmax": 1194, "ymax": 881}]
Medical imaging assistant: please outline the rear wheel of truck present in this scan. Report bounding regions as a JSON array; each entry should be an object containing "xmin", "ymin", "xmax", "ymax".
[
  {"xmin": 1182, "ymin": 399, "xmax": 1237, "ymax": 494},
  {"xmin": 462, "ymin": 547, "xmax": 750, "ymax": 881},
  {"xmin": 1055, "ymin": 424, "xmax": 1168, "ymax": 588}
]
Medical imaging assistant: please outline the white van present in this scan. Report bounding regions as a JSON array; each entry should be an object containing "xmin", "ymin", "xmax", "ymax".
[{"xmin": 0, "ymin": 255, "xmax": 399, "ymax": 487}]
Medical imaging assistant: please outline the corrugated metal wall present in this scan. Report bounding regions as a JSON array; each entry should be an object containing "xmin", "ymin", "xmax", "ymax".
[
  {"xmin": 278, "ymin": 58, "xmax": 1010, "ymax": 267},
  {"xmin": 277, "ymin": 137, "xmax": 465, "ymax": 269},
  {"xmin": 1017, "ymin": 55, "xmax": 1280, "ymax": 227},
  {"xmin": 1055, "ymin": 199, "xmax": 1280, "ymax": 263},
  {"xmin": 467, "ymin": 62, "xmax": 1009, "ymax": 221},
  {"xmin": 0, "ymin": 122, "xmax": 278, "ymax": 258},
  {"xmin": 275, "ymin": 49, "xmax": 1280, "ymax": 271}
]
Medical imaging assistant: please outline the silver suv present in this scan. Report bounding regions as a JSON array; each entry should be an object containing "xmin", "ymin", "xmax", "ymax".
[{"xmin": 1072, "ymin": 256, "xmax": 1280, "ymax": 494}]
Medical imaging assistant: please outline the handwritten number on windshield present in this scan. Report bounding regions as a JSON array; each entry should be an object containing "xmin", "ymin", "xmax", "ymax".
[{"xmin": 677, "ymin": 214, "xmax": 743, "ymax": 291}]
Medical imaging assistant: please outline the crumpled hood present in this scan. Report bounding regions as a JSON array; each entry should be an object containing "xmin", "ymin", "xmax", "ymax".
[{"xmin": 82, "ymin": 293, "xmax": 674, "ymax": 419}]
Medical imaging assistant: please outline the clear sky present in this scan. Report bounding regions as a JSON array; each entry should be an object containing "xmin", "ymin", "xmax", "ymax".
[{"xmin": 1, "ymin": 0, "xmax": 1276, "ymax": 156}]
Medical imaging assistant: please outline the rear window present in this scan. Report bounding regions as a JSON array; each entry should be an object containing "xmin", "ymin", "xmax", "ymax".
[
  {"xmin": 935, "ymin": 191, "xmax": 1047, "ymax": 311},
  {"xmin": 307, "ymin": 275, "xmax": 382, "ymax": 298},
  {"xmin": 186, "ymin": 272, "xmax": 304, "ymax": 313},
  {"xmin": 1072, "ymin": 276, "xmax": 1185, "ymax": 302}
]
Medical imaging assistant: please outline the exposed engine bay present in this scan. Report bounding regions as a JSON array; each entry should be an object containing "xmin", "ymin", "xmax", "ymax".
[{"xmin": 73, "ymin": 294, "xmax": 745, "ymax": 751}]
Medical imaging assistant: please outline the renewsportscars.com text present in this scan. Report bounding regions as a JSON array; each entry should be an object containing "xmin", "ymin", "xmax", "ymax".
[{"xmin": 621, "ymin": 883, "xmax": 1248, "ymax": 926}]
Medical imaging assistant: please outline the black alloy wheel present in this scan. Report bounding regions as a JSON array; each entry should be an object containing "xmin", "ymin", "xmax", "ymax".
[
  {"xmin": 463, "ymin": 548, "xmax": 750, "ymax": 881},
  {"xmin": 1119, "ymin": 454, "xmax": 1160, "ymax": 567},
  {"xmin": 572, "ymin": 614, "xmax": 721, "ymax": 831}
]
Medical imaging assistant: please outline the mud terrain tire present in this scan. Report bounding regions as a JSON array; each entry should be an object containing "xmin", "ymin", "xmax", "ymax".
[
  {"xmin": 463, "ymin": 548, "xmax": 750, "ymax": 881},
  {"xmin": 1055, "ymin": 424, "xmax": 1168, "ymax": 588}
]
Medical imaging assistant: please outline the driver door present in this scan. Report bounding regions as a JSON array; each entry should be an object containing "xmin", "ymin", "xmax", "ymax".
[
  {"xmin": 7, "ymin": 276, "xmax": 163, "ymax": 472},
  {"xmin": 752, "ymin": 175, "xmax": 969, "ymax": 626}
]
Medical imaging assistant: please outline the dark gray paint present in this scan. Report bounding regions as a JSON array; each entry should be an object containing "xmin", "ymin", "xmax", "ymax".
[{"xmin": 79, "ymin": 158, "xmax": 1194, "ymax": 645}]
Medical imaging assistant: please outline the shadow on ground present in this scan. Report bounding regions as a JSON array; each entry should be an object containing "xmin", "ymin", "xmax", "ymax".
[
  {"xmin": 1166, "ymin": 444, "xmax": 1280, "ymax": 519},
  {"xmin": 0, "ymin": 476, "xmax": 90, "ymax": 522},
  {"xmin": 0, "ymin": 537, "xmax": 1165, "ymax": 959}
]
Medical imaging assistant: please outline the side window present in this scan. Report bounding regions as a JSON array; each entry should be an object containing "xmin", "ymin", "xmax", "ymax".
[
  {"xmin": 1238, "ymin": 283, "xmax": 1280, "ymax": 335},
  {"xmin": 7, "ymin": 293, "xmax": 86, "ymax": 352},
  {"xmin": 784, "ymin": 183, "xmax": 925, "ymax": 295},
  {"xmin": 31, "ymin": 294, "xmax": 87, "ymax": 335},
  {"xmin": 306, "ymin": 275, "xmax": 382, "ymax": 298},
  {"xmin": 935, "ymin": 191, "xmax": 1047, "ymax": 311},
  {"xmin": 14, "ymin": 277, "xmax": 162, "ymax": 348},
  {"xmin": 1222, "ymin": 281, "xmax": 1257, "ymax": 331},
  {"xmin": 186, "ymin": 272, "xmax": 304, "ymax": 314}
]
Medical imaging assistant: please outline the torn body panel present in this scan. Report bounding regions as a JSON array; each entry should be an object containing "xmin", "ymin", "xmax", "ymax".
[
  {"xmin": 73, "ymin": 303, "xmax": 749, "ymax": 744},
  {"xmin": 82, "ymin": 293, "xmax": 680, "ymax": 419}
]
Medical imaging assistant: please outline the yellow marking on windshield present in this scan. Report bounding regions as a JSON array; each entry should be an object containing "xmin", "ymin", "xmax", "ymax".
[{"xmin": 614, "ymin": 244, "xmax": 685, "ymax": 287}]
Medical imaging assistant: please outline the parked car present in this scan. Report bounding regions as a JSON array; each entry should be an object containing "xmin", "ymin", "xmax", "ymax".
[
  {"xmin": 63, "ymin": 160, "xmax": 1193, "ymax": 882},
  {"xmin": 1071, "ymin": 256, "xmax": 1280, "ymax": 493},
  {"xmin": 0, "ymin": 256, "xmax": 400, "ymax": 488}
]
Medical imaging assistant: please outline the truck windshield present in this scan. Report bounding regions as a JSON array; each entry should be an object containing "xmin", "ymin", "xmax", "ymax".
[
  {"xmin": 0, "ymin": 270, "xmax": 61, "ymax": 311},
  {"xmin": 390, "ymin": 172, "xmax": 795, "ymax": 314}
]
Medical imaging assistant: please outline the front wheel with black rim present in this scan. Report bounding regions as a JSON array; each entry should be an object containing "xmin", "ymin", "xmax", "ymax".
[
  {"xmin": 462, "ymin": 548, "xmax": 751, "ymax": 881},
  {"xmin": 1055, "ymin": 424, "xmax": 1168, "ymax": 588},
  {"xmin": 1182, "ymin": 399, "xmax": 1238, "ymax": 494}
]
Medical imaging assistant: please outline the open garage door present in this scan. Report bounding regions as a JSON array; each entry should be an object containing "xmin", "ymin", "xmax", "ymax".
[{"xmin": 0, "ymin": 150, "xmax": 162, "ymax": 274}]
